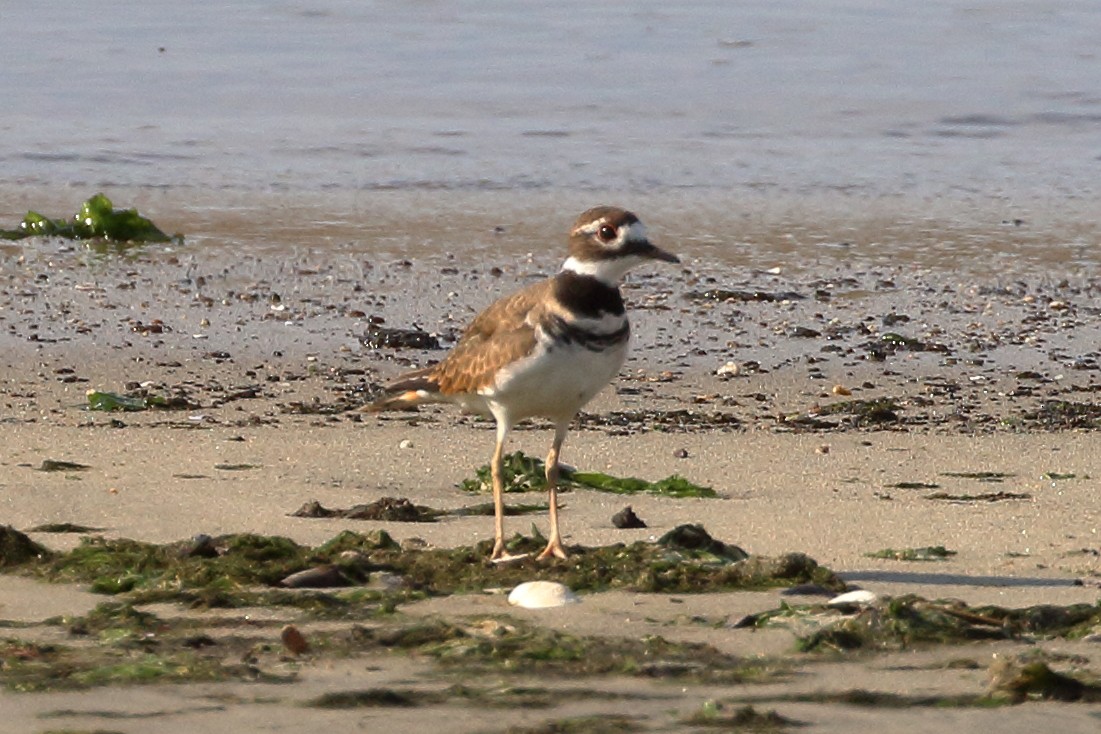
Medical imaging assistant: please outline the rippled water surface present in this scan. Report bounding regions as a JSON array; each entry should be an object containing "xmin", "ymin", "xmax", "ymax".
[{"xmin": 2, "ymin": 1, "xmax": 1099, "ymax": 269}]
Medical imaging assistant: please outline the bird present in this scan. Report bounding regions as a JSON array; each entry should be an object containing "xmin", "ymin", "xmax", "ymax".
[{"xmin": 366, "ymin": 206, "xmax": 679, "ymax": 561}]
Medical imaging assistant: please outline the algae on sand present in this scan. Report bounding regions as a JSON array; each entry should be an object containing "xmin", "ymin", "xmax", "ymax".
[
  {"xmin": 751, "ymin": 594, "xmax": 1101, "ymax": 652},
  {"xmin": 458, "ymin": 450, "xmax": 715, "ymax": 498},
  {"xmin": 19, "ymin": 525, "xmax": 840, "ymax": 606},
  {"xmin": 0, "ymin": 193, "xmax": 179, "ymax": 245}
]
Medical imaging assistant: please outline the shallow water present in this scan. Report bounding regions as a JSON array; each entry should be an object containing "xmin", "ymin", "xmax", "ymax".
[{"xmin": 2, "ymin": 1, "xmax": 1099, "ymax": 270}]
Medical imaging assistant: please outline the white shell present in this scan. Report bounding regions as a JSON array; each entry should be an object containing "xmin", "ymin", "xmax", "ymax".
[
  {"xmin": 827, "ymin": 589, "xmax": 879, "ymax": 608},
  {"xmin": 507, "ymin": 580, "xmax": 580, "ymax": 609},
  {"xmin": 716, "ymin": 361, "xmax": 741, "ymax": 378}
]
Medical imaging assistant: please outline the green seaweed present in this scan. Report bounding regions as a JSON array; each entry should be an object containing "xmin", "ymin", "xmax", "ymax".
[
  {"xmin": 866, "ymin": 546, "xmax": 957, "ymax": 562},
  {"xmin": 0, "ymin": 193, "xmax": 178, "ymax": 244},
  {"xmin": 2, "ymin": 602, "xmax": 289, "ymax": 692},
  {"xmin": 753, "ymin": 595, "xmax": 1101, "ymax": 652},
  {"xmin": 568, "ymin": 471, "xmax": 716, "ymax": 498},
  {"xmin": 359, "ymin": 617, "xmax": 777, "ymax": 685},
  {"xmin": 22, "ymin": 526, "xmax": 840, "ymax": 605},
  {"xmin": 86, "ymin": 390, "xmax": 197, "ymax": 412},
  {"xmin": 458, "ymin": 451, "xmax": 715, "ymax": 498}
]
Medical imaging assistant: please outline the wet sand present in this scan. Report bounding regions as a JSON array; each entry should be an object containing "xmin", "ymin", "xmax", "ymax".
[{"xmin": 2, "ymin": 203, "xmax": 1101, "ymax": 732}]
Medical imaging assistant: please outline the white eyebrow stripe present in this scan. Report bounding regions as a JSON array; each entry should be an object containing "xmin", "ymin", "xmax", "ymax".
[{"xmin": 572, "ymin": 218, "xmax": 607, "ymax": 236}]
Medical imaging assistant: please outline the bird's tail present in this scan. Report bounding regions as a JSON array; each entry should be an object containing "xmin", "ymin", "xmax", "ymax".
[{"xmin": 363, "ymin": 367, "xmax": 443, "ymax": 412}]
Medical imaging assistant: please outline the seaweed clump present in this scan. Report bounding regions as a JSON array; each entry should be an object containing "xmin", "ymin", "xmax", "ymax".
[
  {"xmin": 752, "ymin": 594, "xmax": 1101, "ymax": 652},
  {"xmin": 458, "ymin": 451, "xmax": 715, "ymax": 498},
  {"xmin": 21, "ymin": 525, "xmax": 840, "ymax": 606},
  {"xmin": 0, "ymin": 193, "xmax": 179, "ymax": 245}
]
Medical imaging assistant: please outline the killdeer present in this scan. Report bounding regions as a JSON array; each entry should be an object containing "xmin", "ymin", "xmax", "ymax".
[{"xmin": 367, "ymin": 206, "xmax": 679, "ymax": 561}]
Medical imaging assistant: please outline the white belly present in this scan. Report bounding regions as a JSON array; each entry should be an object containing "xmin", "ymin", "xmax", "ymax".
[{"xmin": 483, "ymin": 338, "xmax": 628, "ymax": 423}]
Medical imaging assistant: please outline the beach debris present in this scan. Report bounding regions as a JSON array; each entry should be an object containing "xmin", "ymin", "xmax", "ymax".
[
  {"xmin": 0, "ymin": 193, "xmax": 178, "ymax": 244},
  {"xmin": 673, "ymin": 447, "xmax": 689, "ymax": 459},
  {"xmin": 685, "ymin": 288, "xmax": 805, "ymax": 303},
  {"xmin": 458, "ymin": 450, "xmax": 715, "ymax": 498},
  {"xmin": 579, "ymin": 408, "xmax": 742, "ymax": 433},
  {"xmin": 940, "ymin": 471, "xmax": 1015, "ymax": 483},
  {"xmin": 831, "ymin": 384, "xmax": 852, "ymax": 396},
  {"xmin": 715, "ymin": 361, "xmax": 741, "ymax": 378},
  {"xmin": 611, "ymin": 506, "xmax": 647, "ymax": 529},
  {"xmin": 399, "ymin": 439, "xmax": 414, "ymax": 449},
  {"xmin": 213, "ymin": 463, "xmax": 260, "ymax": 471},
  {"xmin": 779, "ymin": 397, "xmax": 901, "ymax": 430},
  {"xmin": 866, "ymin": 546, "xmax": 957, "ymax": 562},
  {"xmin": 307, "ymin": 688, "xmax": 423, "ymax": 709},
  {"xmin": 179, "ymin": 534, "xmax": 219, "ymax": 559},
  {"xmin": 685, "ymin": 702, "xmax": 802, "ymax": 730},
  {"xmin": 886, "ymin": 481, "xmax": 941, "ymax": 490},
  {"xmin": 1020, "ymin": 400, "xmax": 1101, "ymax": 430},
  {"xmin": 29, "ymin": 525, "xmax": 840, "ymax": 601},
  {"xmin": 751, "ymin": 594, "xmax": 1101, "ymax": 652},
  {"xmin": 361, "ymin": 323, "xmax": 440, "ymax": 350},
  {"xmin": 864, "ymin": 332, "xmax": 951, "ymax": 359},
  {"xmin": 280, "ymin": 565, "xmax": 352, "ymax": 589},
  {"xmin": 827, "ymin": 589, "xmax": 879, "ymax": 610},
  {"xmin": 86, "ymin": 389, "xmax": 198, "ymax": 412},
  {"xmin": 280, "ymin": 624, "xmax": 311, "ymax": 655},
  {"xmin": 290, "ymin": 497, "xmax": 441, "ymax": 523},
  {"xmin": 38, "ymin": 460, "xmax": 90, "ymax": 472},
  {"xmin": 0, "ymin": 526, "xmax": 52, "ymax": 567},
  {"xmin": 658, "ymin": 524, "xmax": 748, "ymax": 562},
  {"xmin": 925, "ymin": 491, "xmax": 1031, "ymax": 503},
  {"xmin": 508, "ymin": 580, "xmax": 580, "ymax": 608},
  {"xmin": 987, "ymin": 654, "xmax": 1101, "ymax": 703}
]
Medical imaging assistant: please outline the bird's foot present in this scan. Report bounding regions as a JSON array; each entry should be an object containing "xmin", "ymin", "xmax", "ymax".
[
  {"xmin": 489, "ymin": 540, "xmax": 529, "ymax": 564},
  {"xmin": 536, "ymin": 539, "xmax": 568, "ymax": 561},
  {"xmin": 490, "ymin": 552, "xmax": 530, "ymax": 564}
]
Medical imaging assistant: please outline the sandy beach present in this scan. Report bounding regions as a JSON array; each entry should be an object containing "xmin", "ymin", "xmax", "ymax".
[
  {"xmin": 3, "ymin": 1, "xmax": 1101, "ymax": 728},
  {"xmin": 2, "ymin": 198, "xmax": 1100, "ymax": 732}
]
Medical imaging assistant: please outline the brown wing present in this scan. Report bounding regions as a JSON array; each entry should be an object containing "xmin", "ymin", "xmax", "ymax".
[{"xmin": 430, "ymin": 278, "xmax": 553, "ymax": 395}]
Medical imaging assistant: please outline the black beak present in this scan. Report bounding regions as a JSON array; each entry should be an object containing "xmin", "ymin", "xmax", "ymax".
[{"xmin": 640, "ymin": 240, "xmax": 680, "ymax": 264}]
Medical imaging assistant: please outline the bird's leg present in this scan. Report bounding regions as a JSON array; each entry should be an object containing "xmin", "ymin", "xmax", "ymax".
[
  {"xmin": 537, "ymin": 422, "xmax": 570, "ymax": 560},
  {"xmin": 489, "ymin": 421, "xmax": 509, "ymax": 560}
]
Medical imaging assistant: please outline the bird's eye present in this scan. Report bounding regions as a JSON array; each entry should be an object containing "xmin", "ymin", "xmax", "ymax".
[{"xmin": 598, "ymin": 225, "xmax": 617, "ymax": 243}]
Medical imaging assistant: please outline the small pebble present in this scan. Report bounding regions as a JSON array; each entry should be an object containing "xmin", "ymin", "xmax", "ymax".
[
  {"xmin": 399, "ymin": 439, "xmax": 414, "ymax": 449},
  {"xmin": 280, "ymin": 565, "xmax": 350, "ymax": 589},
  {"xmin": 673, "ymin": 447, "xmax": 689, "ymax": 459},
  {"xmin": 831, "ymin": 384, "xmax": 852, "ymax": 396},
  {"xmin": 280, "ymin": 624, "xmax": 310, "ymax": 655},
  {"xmin": 612, "ymin": 506, "xmax": 647, "ymax": 529},
  {"xmin": 816, "ymin": 444, "xmax": 830, "ymax": 455}
]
